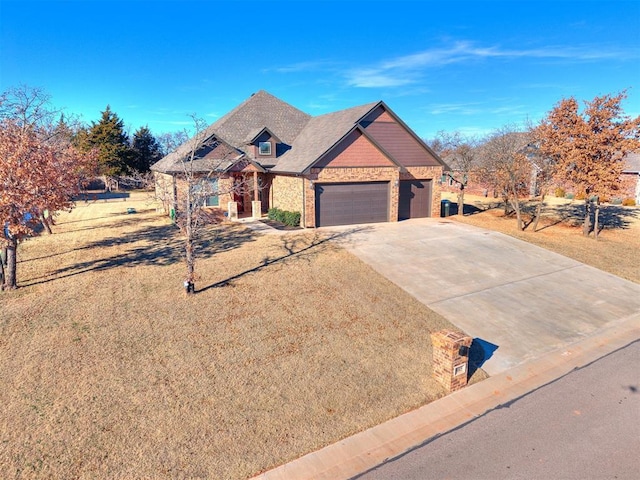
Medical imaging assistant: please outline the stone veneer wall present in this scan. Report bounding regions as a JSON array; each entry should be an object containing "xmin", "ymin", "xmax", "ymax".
[
  {"xmin": 305, "ymin": 167, "xmax": 400, "ymax": 228},
  {"xmin": 401, "ymin": 165, "xmax": 444, "ymax": 218},
  {"xmin": 154, "ymin": 172, "xmax": 175, "ymax": 212},
  {"xmin": 271, "ymin": 175, "xmax": 304, "ymax": 214}
]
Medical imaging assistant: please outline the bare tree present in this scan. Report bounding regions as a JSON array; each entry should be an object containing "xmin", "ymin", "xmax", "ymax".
[
  {"xmin": 165, "ymin": 116, "xmax": 254, "ymax": 294},
  {"xmin": 476, "ymin": 126, "xmax": 534, "ymax": 231},
  {"xmin": 429, "ymin": 131, "xmax": 478, "ymax": 216},
  {"xmin": 0, "ymin": 85, "xmax": 58, "ymax": 134},
  {"xmin": 157, "ymin": 130, "xmax": 189, "ymax": 157}
]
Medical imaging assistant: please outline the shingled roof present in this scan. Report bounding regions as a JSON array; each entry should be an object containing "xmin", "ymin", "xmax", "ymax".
[
  {"xmin": 269, "ymin": 102, "xmax": 379, "ymax": 174},
  {"xmin": 151, "ymin": 91, "xmax": 414, "ymax": 175},
  {"xmin": 623, "ymin": 151, "xmax": 640, "ymax": 173},
  {"xmin": 151, "ymin": 91, "xmax": 311, "ymax": 173}
]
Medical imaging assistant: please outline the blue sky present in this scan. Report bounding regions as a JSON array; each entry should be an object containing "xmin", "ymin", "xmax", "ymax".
[{"xmin": 2, "ymin": 0, "xmax": 639, "ymax": 140}]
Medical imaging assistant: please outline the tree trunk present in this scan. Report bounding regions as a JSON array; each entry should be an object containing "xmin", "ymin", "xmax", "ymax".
[
  {"xmin": 582, "ymin": 198, "xmax": 592, "ymax": 237},
  {"xmin": 513, "ymin": 200, "xmax": 523, "ymax": 230},
  {"xmin": 457, "ymin": 188, "xmax": 465, "ymax": 216},
  {"xmin": 4, "ymin": 238, "xmax": 18, "ymax": 290},
  {"xmin": 0, "ymin": 251, "xmax": 4, "ymax": 290},
  {"xmin": 508, "ymin": 184, "xmax": 523, "ymax": 230},
  {"xmin": 532, "ymin": 193, "xmax": 545, "ymax": 232},
  {"xmin": 40, "ymin": 214, "xmax": 53, "ymax": 234},
  {"xmin": 184, "ymin": 193, "xmax": 196, "ymax": 294},
  {"xmin": 594, "ymin": 202, "xmax": 600, "ymax": 241}
]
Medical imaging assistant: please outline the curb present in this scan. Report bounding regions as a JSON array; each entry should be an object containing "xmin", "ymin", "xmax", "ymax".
[{"xmin": 250, "ymin": 313, "xmax": 640, "ymax": 480}]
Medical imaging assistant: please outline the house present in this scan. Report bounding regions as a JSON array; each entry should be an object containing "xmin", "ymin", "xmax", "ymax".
[
  {"xmin": 151, "ymin": 90, "xmax": 447, "ymax": 227},
  {"xmin": 622, "ymin": 152, "xmax": 640, "ymax": 204}
]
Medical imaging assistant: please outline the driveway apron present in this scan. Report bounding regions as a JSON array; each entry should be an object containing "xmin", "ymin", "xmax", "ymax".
[{"xmin": 330, "ymin": 219, "xmax": 640, "ymax": 375}]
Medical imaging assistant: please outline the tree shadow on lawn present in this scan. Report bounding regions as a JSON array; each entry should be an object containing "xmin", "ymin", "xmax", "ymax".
[
  {"xmin": 197, "ymin": 226, "xmax": 372, "ymax": 293},
  {"xmin": 530, "ymin": 202, "xmax": 640, "ymax": 231},
  {"xmin": 73, "ymin": 191, "xmax": 131, "ymax": 202},
  {"xmin": 54, "ymin": 212, "xmax": 124, "ymax": 226},
  {"xmin": 446, "ymin": 201, "xmax": 491, "ymax": 216},
  {"xmin": 21, "ymin": 223, "xmax": 259, "ymax": 287}
]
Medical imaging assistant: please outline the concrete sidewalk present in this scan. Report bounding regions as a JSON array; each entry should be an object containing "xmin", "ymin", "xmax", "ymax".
[{"xmin": 252, "ymin": 313, "xmax": 640, "ymax": 480}]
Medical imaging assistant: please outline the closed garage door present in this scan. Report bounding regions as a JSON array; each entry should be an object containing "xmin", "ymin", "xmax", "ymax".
[
  {"xmin": 315, "ymin": 182, "xmax": 389, "ymax": 226},
  {"xmin": 398, "ymin": 179, "xmax": 432, "ymax": 220}
]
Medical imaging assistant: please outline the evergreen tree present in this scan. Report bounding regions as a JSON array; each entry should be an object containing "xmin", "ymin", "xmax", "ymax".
[
  {"xmin": 130, "ymin": 126, "xmax": 162, "ymax": 172},
  {"xmin": 79, "ymin": 106, "xmax": 131, "ymax": 176}
]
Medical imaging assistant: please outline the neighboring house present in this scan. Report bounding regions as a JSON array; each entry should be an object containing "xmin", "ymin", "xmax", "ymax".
[
  {"xmin": 151, "ymin": 90, "xmax": 448, "ymax": 227},
  {"xmin": 622, "ymin": 152, "xmax": 640, "ymax": 204}
]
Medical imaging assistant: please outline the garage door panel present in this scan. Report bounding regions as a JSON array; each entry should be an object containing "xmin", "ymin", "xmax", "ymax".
[
  {"xmin": 316, "ymin": 182, "xmax": 389, "ymax": 226},
  {"xmin": 399, "ymin": 179, "xmax": 432, "ymax": 219}
]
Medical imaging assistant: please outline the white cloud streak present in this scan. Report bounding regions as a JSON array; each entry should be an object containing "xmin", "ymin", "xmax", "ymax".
[{"xmin": 347, "ymin": 41, "xmax": 636, "ymax": 88}]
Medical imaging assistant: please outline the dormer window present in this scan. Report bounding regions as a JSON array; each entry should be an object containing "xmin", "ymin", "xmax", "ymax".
[{"xmin": 259, "ymin": 141, "xmax": 272, "ymax": 155}]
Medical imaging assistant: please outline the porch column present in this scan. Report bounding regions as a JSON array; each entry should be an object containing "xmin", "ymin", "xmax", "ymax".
[{"xmin": 251, "ymin": 171, "xmax": 262, "ymax": 219}]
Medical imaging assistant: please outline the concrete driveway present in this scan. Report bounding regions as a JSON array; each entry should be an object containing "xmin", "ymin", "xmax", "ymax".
[{"xmin": 330, "ymin": 219, "xmax": 640, "ymax": 375}]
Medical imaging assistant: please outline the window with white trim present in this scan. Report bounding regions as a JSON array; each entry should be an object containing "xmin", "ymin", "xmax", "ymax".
[{"xmin": 259, "ymin": 141, "xmax": 272, "ymax": 155}]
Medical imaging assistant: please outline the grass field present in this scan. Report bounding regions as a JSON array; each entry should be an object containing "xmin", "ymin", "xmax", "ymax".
[
  {"xmin": 443, "ymin": 192, "xmax": 640, "ymax": 284},
  {"xmin": 0, "ymin": 192, "xmax": 474, "ymax": 479}
]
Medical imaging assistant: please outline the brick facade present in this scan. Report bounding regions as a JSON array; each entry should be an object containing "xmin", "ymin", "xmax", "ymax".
[{"xmin": 431, "ymin": 330, "xmax": 473, "ymax": 393}]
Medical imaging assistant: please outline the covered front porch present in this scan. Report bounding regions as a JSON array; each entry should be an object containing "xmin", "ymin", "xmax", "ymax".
[{"xmin": 226, "ymin": 163, "xmax": 272, "ymax": 220}]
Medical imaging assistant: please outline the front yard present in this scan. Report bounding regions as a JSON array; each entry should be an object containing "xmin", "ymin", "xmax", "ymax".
[{"xmin": 0, "ymin": 193, "xmax": 470, "ymax": 479}]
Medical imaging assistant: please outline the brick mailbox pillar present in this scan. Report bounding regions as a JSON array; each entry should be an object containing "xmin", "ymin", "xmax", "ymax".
[{"xmin": 431, "ymin": 330, "xmax": 473, "ymax": 393}]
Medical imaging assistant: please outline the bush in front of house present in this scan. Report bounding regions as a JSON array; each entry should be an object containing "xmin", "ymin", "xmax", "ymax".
[
  {"xmin": 268, "ymin": 208, "xmax": 301, "ymax": 227},
  {"xmin": 622, "ymin": 198, "xmax": 636, "ymax": 207}
]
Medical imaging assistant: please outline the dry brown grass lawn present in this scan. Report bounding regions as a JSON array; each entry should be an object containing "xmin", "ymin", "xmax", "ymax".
[
  {"xmin": 444, "ymin": 193, "xmax": 640, "ymax": 284},
  {"xmin": 0, "ymin": 192, "xmax": 479, "ymax": 479}
]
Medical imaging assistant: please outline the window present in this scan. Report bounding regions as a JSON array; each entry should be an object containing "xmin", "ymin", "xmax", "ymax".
[
  {"xmin": 192, "ymin": 178, "xmax": 219, "ymax": 207},
  {"xmin": 259, "ymin": 141, "xmax": 272, "ymax": 155}
]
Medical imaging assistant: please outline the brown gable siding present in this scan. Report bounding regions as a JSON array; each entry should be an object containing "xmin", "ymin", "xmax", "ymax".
[
  {"xmin": 228, "ymin": 159, "xmax": 261, "ymax": 173},
  {"xmin": 313, "ymin": 130, "xmax": 395, "ymax": 168},
  {"xmin": 361, "ymin": 105, "xmax": 393, "ymax": 124},
  {"xmin": 201, "ymin": 142, "xmax": 237, "ymax": 162},
  {"xmin": 252, "ymin": 131, "xmax": 277, "ymax": 160},
  {"xmin": 364, "ymin": 121, "xmax": 441, "ymax": 167}
]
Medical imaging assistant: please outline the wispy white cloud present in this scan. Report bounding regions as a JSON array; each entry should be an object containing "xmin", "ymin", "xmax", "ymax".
[
  {"xmin": 429, "ymin": 102, "xmax": 483, "ymax": 116},
  {"xmin": 268, "ymin": 61, "xmax": 336, "ymax": 74},
  {"xmin": 426, "ymin": 100, "xmax": 532, "ymax": 124},
  {"xmin": 346, "ymin": 41, "xmax": 637, "ymax": 88}
]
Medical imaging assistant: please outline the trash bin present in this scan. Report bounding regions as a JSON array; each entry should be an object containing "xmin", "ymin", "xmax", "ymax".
[{"xmin": 441, "ymin": 199, "xmax": 451, "ymax": 217}]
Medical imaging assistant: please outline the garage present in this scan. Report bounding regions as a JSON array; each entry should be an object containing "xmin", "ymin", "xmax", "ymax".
[
  {"xmin": 315, "ymin": 182, "xmax": 389, "ymax": 226},
  {"xmin": 398, "ymin": 179, "xmax": 432, "ymax": 219}
]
